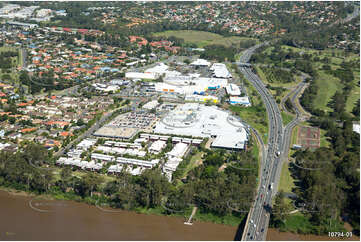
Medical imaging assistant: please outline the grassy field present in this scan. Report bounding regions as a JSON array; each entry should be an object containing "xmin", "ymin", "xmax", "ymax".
[
  {"xmin": 320, "ymin": 129, "xmax": 331, "ymax": 148},
  {"xmin": 278, "ymin": 161, "xmax": 295, "ymax": 194},
  {"xmin": 52, "ymin": 167, "xmax": 116, "ymax": 187},
  {"xmin": 153, "ymin": 30, "xmax": 258, "ymax": 48},
  {"xmin": 279, "ymin": 213, "xmax": 315, "ymax": 234},
  {"xmin": 279, "ymin": 212, "xmax": 346, "ymax": 234},
  {"xmin": 283, "ymin": 45, "xmax": 359, "ymax": 117},
  {"xmin": 227, "ymin": 65, "xmax": 269, "ymax": 144},
  {"xmin": 180, "ymin": 151, "xmax": 204, "ymax": 179},
  {"xmin": 312, "ymin": 70, "xmax": 343, "ymax": 113},
  {"xmin": 0, "ymin": 46, "xmax": 21, "ymax": 83},
  {"xmin": 259, "ymin": 45, "xmax": 359, "ymax": 117},
  {"xmin": 193, "ymin": 210, "xmax": 245, "ymax": 227},
  {"xmin": 281, "ymin": 111, "xmax": 294, "ymax": 126},
  {"xmin": 291, "ymin": 125, "xmax": 299, "ymax": 146},
  {"xmin": 229, "ymin": 105, "xmax": 268, "ymax": 144},
  {"xmin": 345, "ymin": 70, "xmax": 360, "ymax": 114}
]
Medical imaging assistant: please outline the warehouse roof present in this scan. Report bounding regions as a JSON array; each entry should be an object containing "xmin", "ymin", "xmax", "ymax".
[{"xmin": 154, "ymin": 104, "xmax": 248, "ymax": 149}]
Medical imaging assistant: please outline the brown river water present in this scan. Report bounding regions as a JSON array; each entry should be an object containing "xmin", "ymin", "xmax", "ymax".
[
  {"xmin": 0, "ymin": 190, "xmax": 238, "ymax": 241},
  {"xmin": 1, "ymin": 190, "xmax": 358, "ymax": 241}
]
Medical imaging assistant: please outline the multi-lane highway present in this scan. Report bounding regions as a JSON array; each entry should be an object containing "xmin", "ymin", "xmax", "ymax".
[
  {"xmin": 237, "ymin": 44, "xmax": 284, "ymax": 241},
  {"xmin": 238, "ymin": 44, "xmax": 312, "ymax": 241}
]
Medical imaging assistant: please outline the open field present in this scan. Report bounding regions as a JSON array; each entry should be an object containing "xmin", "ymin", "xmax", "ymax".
[
  {"xmin": 281, "ymin": 111, "xmax": 294, "ymax": 126},
  {"xmin": 0, "ymin": 46, "xmax": 21, "ymax": 83},
  {"xmin": 180, "ymin": 151, "xmax": 204, "ymax": 179},
  {"xmin": 312, "ymin": 70, "xmax": 343, "ymax": 113},
  {"xmin": 229, "ymin": 105, "xmax": 268, "ymax": 144},
  {"xmin": 52, "ymin": 167, "xmax": 116, "ymax": 186},
  {"xmin": 345, "ymin": 70, "xmax": 360, "ymax": 114},
  {"xmin": 153, "ymin": 30, "xmax": 258, "ymax": 48},
  {"xmin": 278, "ymin": 161, "xmax": 295, "ymax": 194},
  {"xmin": 259, "ymin": 44, "xmax": 359, "ymax": 116},
  {"xmin": 291, "ymin": 125, "xmax": 299, "ymax": 146}
]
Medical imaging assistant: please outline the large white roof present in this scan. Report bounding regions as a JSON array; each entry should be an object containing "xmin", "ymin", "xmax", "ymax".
[
  {"xmin": 190, "ymin": 58, "xmax": 210, "ymax": 66},
  {"xmin": 167, "ymin": 142, "xmax": 188, "ymax": 158},
  {"xmin": 353, "ymin": 124, "xmax": 360, "ymax": 134},
  {"xmin": 154, "ymin": 104, "xmax": 248, "ymax": 149},
  {"xmin": 145, "ymin": 63, "xmax": 169, "ymax": 74},
  {"xmin": 226, "ymin": 84, "xmax": 241, "ymax": 96}
]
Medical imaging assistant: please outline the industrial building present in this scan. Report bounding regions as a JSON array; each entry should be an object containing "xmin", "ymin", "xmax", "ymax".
[
  {"xmin": 185, "ymin": 94, "xmax": 218, "ymax": 103},
  {"xmin": 225, "ymin": 84, "xmax": 241, "ymax": 96},
  {"xmin": 190, "ymin": 58, "xmax": 211, "ymax": 66},
  {"xmin": 155, "ymin": 77, "xmax": 228, "ymax": 95},
  {"xmin": 210, "ymin": 63, "xmax": 232, "ymax": 78},
  {"xmin": 143, "ymin": 100, "xmax": 159, "ymax": 110},
  {"xmin": 145, "ymin": 62, "xmax": 169, "ymax": 75},
  {"xmin": 149, "ymin": 140, "xmax": 167, "ymax": 154},
  {"xmin": 125, "ymin": 72, "xmax": 156, "ymax": 80},
  {"xmin": 154, "ymin": 103, "xmax": 248, "ymax": 150},
  {"xmin": 229, "ymin": 96, "xmax": 251, "ymax": 106}
]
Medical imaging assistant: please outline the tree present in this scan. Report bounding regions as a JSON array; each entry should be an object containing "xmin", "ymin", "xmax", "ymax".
[
  {"xmin": 8, "ymin": 116, "xmax": 16, "ymax": 124},
  {"xmin": 183, "ymin": 59, "xmax": 191, "ymax": 65},
  {"xmin": 352, "ymin": 99, "xmax": 360, "ymax": 119},
  {"xmin": 135, "ymin": 169, "xmax": 170, "ymax": 208},
  {"xmin": 271, "ymin": 191, "xmax": 291, "ymax": 227},
  {"xmin": 60, "ymin": 166, "xmax": 72, "ymax": 190},
  {"xmin": 75, "ymin": 173, "xmax": 104, "ymax": 197}
]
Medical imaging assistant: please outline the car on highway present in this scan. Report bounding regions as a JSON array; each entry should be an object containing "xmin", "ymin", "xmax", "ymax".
[{"xmin": 269, "ymin": 182, "xmax": 274, "ymax": 190}]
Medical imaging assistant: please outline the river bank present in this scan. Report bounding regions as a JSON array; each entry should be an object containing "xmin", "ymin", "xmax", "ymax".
[{"xmin": 0, "ymin": 189, "xmax": 239, "ymax": 240}]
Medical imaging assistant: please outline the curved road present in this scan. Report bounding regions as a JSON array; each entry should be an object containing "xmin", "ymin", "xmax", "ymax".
[
  {"xmin": 237, "ymin": 43, "xmax": 284, "ymax": 241},
  {"xmin": 238, "ymin": 43, "xmax": 312, "ymax": 241}
]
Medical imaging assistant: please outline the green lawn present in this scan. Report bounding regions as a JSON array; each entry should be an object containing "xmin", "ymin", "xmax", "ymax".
[
  {"xmin": 280, "ymin": 213, "xmax": 315, "ymax": 234},
  {"xmin": 229, "ymin": 105, "xmax": 268, "ymax": 144},
  {"xmin": 345, "ymin": 70, "xmax": 360, "ymax": 115},
  {"xmin": 281, "ymin": 111, "xmax": 294, "ymax": 126},
  {"xmin": 152, "ymin": 30, "xmax": 258, "ymax": 48},
  {"xmin": 52, "ymin": 167, "xmax": 116, "ymax": 186},
  {"xmin": 193, "ymin": 210, "xmax": 245, "ymax": 227},
  {"xmin": 291, "ymin": 125, "xmax": 299, "ymax": 146},
  {"xmin": 180, "ymin": 151, "xmax": 204, "ymax": 179},
  {"xmin": 18, "ymin": 48, "xmax": 23, "ymax": 68},
  {"xmin": 280, "ymin": 212, "xmax": 347, "ymax": 234},
  {"xmin": 312, "ymin": 70, "xmax": 343, "ymax": 113},
  {"xmin": 320, "ymin": 128, "xmax": 331, "ymax": 148},
  {"xmin": 278, "ymin": 161, "xmax": 295, "ymax": 194},
  {"xmin": 236, "ymin": 72, "xmax": 269, "ymax": 144},
  {"xmin": 0, "ymin": 46, "xmax": 21, "ymax": 83}
]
